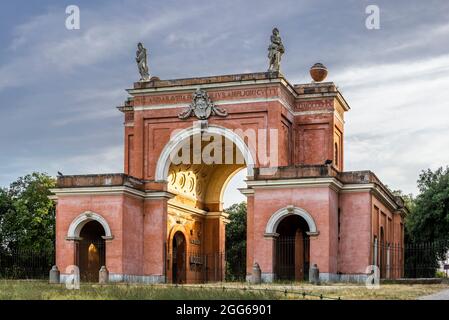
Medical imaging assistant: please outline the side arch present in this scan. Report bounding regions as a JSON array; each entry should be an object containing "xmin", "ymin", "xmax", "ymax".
[
  {"xmin": 155, "ymin": 124, "xmax": 255, "ymax": 182},
  {"xmin": 265, "ymin": 206, "xmax": 319, "ymax": 236},
  {"xmin": 66, "ymin": 211, "xmax": 113, "ymax": 240},
  {"xmin": 167, "ymin": 224, "xmax": 189, "ymax": 253}
]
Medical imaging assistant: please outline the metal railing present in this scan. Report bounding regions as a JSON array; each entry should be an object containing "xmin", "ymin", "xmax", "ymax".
[
  {"xmin": 0, "ymin": 248, "xmax": 54, "ymax": 279},
  {"xmin": 372, "ymin": 240, "xmax": 449, "ymax": 279},
  {"xmin": 170, "ymin": 283, "xmax": 341, "ymax": 300},
  {"xmin": 166, "ymin": 251, "xmax": 246, "ymax": 284}
]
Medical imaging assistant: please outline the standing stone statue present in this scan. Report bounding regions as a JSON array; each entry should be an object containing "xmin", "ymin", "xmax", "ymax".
[
  {"xmin": 268, "ymin": 27, "xmax": 285, "ymax": 72},
  {"xmin": 136, "ymin": 42, "xmax": 150, "ymax": 81}
]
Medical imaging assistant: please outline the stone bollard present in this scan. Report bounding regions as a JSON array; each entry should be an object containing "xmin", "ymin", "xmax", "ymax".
[
  {"xmin": 251, "ymin": 262, "xmax": 262, "ymax": 284},
  {"xmin": 49, "ymin": 265, "xmax": 60, "ymax": 284},
  {"xmin": 309, "ymin": 264, "xmax": 320, "ymax": 285},
  {"xmin": 99, "ymin": 266, "xmax": 109, "ymax": 284}
]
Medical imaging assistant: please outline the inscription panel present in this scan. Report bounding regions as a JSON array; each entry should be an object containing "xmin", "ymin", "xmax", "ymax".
[{"xmin": 135, "ymin": 87, "xmax": 280, "ymax": 106}]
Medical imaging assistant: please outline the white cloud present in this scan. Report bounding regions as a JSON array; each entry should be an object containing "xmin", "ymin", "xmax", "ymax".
[
  {"xmin": 0, "ymin": 4, "xmax": 208, "ymax": 90},
  {"xmin": 339, "ymin": 54, "xmax": 449, "ymax": 194},
  {"xmin": 223, "ymin": 169, "xmax": 247, "ymax": 208},
  {"xmin": 1, "ymin": 0, "xmax": 449, "ymax": 202}
]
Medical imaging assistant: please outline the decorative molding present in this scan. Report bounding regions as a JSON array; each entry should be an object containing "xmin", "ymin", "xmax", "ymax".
[
  {"xmin": 204, "ymin": 211, "xmax": 230, "ymax": 219},
  {"xmin": 246, "ymin": 177, "xmax": 343, "ymax": 193},
  {"xmin": 133, "ymin": 97, "xmax": 341, "ymax": 122},
  {"xmin": 145, "ymin": 191, "xmax": 176, "ymax": 200},
  {"xmin": 127, "ymin": 78, "xmax": 288, "ymax": 95},
  {"xmin": 265, "ymin": 206, "xmax": 318, "ymax": 235},
  {"xmin": 155, "ymin": 124, "xmax": 255, "ymax": 181},
  {"xmin": 245, "ymin": 179, "xmax": 401, "ymax": 213},
  {"xmin": 67, "ymin": 211, "xmax": 113, "ymax": 240},
  {"xmin": 65, "ymin": 236, "xmax": 82, "ymax": 241},
  {"xmin": 133, "ymin": 97, "xmax": 284, "ymax": 111},
  {"xmin": 178, "ymin": 88, "xmax": 227, "ymax": 120},
  {"xmin": 341, "ymin": 183, "xmax": 399, "ymax": 212},
  {"xmin": 50, "ymin": 186, "xmax": 146, "ymax": 198},
  {"xmin": 238, "ymin": 188, "xmax": 255, "ymax": 196},
  {"xmin": 51, "ymin": 187, "xmax": 175, "ymax": 201},
  {"xmin": 292, "ymin": 110, "xmax": 333, "ymax": 116},
  {"xmin": 263, "ymin": 232, "xmax": 279, "ymax": 238},
  {"xmin": 168, "ymin": 201, "xmax": 207, "ymax": 216}
]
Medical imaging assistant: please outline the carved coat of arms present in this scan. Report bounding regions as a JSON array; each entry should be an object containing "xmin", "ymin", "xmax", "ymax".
[{"xmin": 178, "ymin": 88, "xmax": 228, "ymax": 120}]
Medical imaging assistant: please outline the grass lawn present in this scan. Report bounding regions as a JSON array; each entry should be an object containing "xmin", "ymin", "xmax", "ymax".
[{"xmin": 0, "ymin": 280, "xmax": 446, "ymax": 300}]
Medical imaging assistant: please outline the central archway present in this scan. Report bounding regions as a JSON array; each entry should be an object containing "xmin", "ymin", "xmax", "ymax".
[
  {"xmin": 157, "ymin": 125, "xmax": 254, "ymax": 283},
  {"xmin": 155, "ymin": 124, "xmax": 255, "ymax": 182}
]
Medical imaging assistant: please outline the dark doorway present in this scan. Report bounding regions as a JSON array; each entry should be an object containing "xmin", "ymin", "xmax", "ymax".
[
  {"xmin": 77, "ymin": 221, "xmax": 106, "ymax": 282},
  {"xmin": 172, "ymin": 231, "xmax": 186, "ymax": 284},
  {"xmin": 275, "ymin": 215, "xmax": 310, "ymax": 281}
]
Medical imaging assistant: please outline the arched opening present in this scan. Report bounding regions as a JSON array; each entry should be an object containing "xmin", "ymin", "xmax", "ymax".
[
  {"xmin": 172, "ymin": 231, "xmax": 187, "ymax": 284},
  {"xmin": 158, "ymin": 126, "xmax": 254, "ymax": 283},
  {"xmin": 275, "ymin": 215, "xmax": 310, "ymax": 281},
  {"xmin": 76, "ymin": 221, "xmax": 106, "ymax": 282}
]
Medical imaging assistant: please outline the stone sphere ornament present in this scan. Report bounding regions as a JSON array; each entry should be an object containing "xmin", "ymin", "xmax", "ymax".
[{"xmin": 310, "ymin": 63, "xmax": 328, "ymax": 82}]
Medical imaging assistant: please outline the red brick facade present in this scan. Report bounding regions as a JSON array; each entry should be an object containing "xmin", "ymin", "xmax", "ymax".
[{"xmin": 51, "ymin": 71, "xmax": 406, "ymax": 283}]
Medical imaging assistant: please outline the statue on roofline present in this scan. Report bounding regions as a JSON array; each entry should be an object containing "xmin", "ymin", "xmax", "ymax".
[
  {"xmin": 268, "ymin": 27, "xmax": 285, "ymax": 72},
  {"xmin": 136, "ymin": 42, "xmax": 150, "ymax": 81}
]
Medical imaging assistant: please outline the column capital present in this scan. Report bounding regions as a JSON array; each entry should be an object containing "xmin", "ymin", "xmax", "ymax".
[{"xmin": 263, "ymin": 232, "xmax": 279, "ymax": 238}]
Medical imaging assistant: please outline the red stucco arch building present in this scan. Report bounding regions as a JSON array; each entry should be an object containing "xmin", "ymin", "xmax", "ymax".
[{"xmin": 51, "ymin": 70, "xmax": 406, "ymax": 283}]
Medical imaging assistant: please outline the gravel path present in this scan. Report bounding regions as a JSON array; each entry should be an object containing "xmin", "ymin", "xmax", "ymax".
[{"xmin": 418, "ymin": 288, "xmax": 449, "ymax": 300}]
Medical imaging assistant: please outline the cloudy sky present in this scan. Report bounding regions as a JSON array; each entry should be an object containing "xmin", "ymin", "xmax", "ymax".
[{"xmin": 1, "ymin": 0, "xmax": 449, "ymax": 206}]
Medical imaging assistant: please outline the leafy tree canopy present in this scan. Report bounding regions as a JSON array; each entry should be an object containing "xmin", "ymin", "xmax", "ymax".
[
  {"xmin": 0, "ymin": 172, "xmax": 55, "ymax": 251},
  {"xmin": 225, "ymin": 202, "xmax": 247, "ymax": 280},
  {"xmin": 406, "ymin": 167, "xmax": 449, "ymax": 243}
]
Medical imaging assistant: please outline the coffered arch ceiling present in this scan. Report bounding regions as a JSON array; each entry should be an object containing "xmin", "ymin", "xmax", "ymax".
[{"xmin": 167, "ymin": 135, "xmax": 247, "ymax": 211}]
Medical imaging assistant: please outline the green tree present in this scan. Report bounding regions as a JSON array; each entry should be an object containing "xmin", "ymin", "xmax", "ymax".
[
  {"xmin": 0, "ymin": 188, "xmax": 14, "ymax": 247},
  {"xmin": 404, "ymin": 167, "xmax": 449, "ymax": 277},
  {"xmin": 0, "ymin": 172, "xmax": 56, "ymax": 251},
  {"xmin": 406, "ymin": 167, "xmax": 449, "ymax": 242},
  {"xmin": 225, "ymin": 202, "xmax": 247, "ymax": 281},
  {"xmin": 390, "ymin": 189, "xmax": 415, "ymax": 214}
]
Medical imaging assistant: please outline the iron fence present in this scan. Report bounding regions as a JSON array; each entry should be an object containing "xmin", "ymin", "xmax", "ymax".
[
  {"xmin": 274, "ymin": 236, "xmax": 310, "ymax": 282},
  {"xmin": 2, "ymin": 240, "xmax": 449, "ymax": 282},
  {"xmin": 165, "ymin": 251, "xmax": 246, "ymax": 284},
  {"xmin": 0, "ymin": 248, "xmax": 54, "ymax": 279},
  {"xmin": 373, "ymin": 240, "xmax": 449, "ymax": 279}
]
